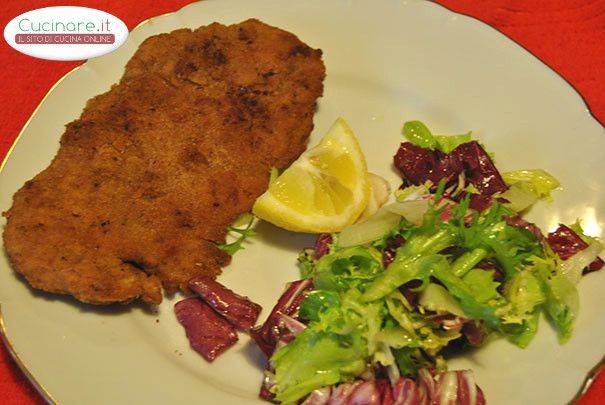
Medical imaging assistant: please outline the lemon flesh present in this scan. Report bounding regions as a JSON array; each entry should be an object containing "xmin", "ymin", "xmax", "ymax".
[{"xmin": 253, "ymin": 118, "xmax": 370, "ymax": 233}]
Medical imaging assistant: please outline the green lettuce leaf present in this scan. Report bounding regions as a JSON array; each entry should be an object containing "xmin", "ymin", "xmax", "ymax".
[
  {"xmin": 462, "ymin": 268, "xmax": 501, "ymax": 303},
  {"xmin": 314, "ymin": 246, "xmax": 382, "ymax": 292},
  {"xmin": 569, "ymin": 220, "xmax": 598, "ymax": 245},
  {"xmin": 502, "ymin": 169, "xmax": 560, "ymax": 200},
  {"xmin": 453, "ymin": 204, "xmax": 542, "ymax": 277},
  {"xmin": 504, "ymin": 311, "xmax": 540, "ymax": 348},
  {"xmin": 431, "ymin": 265, "xmax": 502, "ymax": 328},
  {"xmin": 501, "ymin": 270, "xmax": 545, "ymax": 347},
  {"xmin": 450, "ymin": 248, "xmax": 489, "ymax": 277},
  {"xmin": 298, "ymin": 249, "xmax": 316, "ymax": 279},
  {"xmin": 434, "ymin": 133, "xmax": 472, "ymax": 153},
  {"xmin": 385, "ymin": 291, "xmax": 418, "ymax": 335},
  {"xmin": 392, "ymin": 347, "xmax": 443, "ymax": 378},
  {"xmin": 375, "ymin": 326, "xmax": 419, "ymax": 349},
  {"xmin": 418, "ymin": 283, "xmax": 466, "ymax": 317},
  {"xmin": 362, "ymin": 253, "xmax": 450, "ymax": 302},
  {"xmin": 361, "ymin": 221, "xmax": 457, "ymax": 302},
  {"xmin": 499, "ymin": 182, "xmax": 539, "ymax": 212},
  {"xmin": 403, "ymin": 121, "xmax": 437, "ymax": 149},
  {"xmin": 271, "ymin": 329, "xmax": 367, "ymax": 403},
  {"xmin": 503, "ymin": 270, "xmax": 545, "ymax": 317},
  {"xmin": 402, "ymin": 120, "xmax": 472, "ymax": 153},
  {"xmin": 416, "ymin": 326, "xmax": 462, "ymax": 355},
  {"xmin": 540, "ymin": 274, "xmax": 579, "ymax": 343},
  {"xmin": 273, "ymin": 284, "xmax": 391, "ymax": 402},
  {"xmin": 500, "ymin": 169, "xmax": 560, "ymax": 211},
  {"xmin": 299, "ymin": 290, "xmax": 340, "ymax": 322}
]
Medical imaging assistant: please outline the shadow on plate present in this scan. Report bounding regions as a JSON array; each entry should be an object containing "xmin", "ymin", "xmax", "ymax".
[
  {"xmin": 239, "ymin": 338, "xmax": 267, "ymax": 371},
  {"xmin": 252, "ymin": 220, "xmax": 317, "ymax": 253},
  {"xmin": 2, "ymin": 249, "xmax": 157, "ymax": 316},
  {"xmin": 440, "ymin": 334, "xmax": 506, "ymax": 368}
]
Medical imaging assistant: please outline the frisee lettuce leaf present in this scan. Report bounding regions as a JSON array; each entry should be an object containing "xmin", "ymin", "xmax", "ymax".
[
  {"xmin": 313, "ymin": 246, "xmax": 382, "ymax": 292},
  {"xmin": 217, "ymin": 213, "xmax": 256, "ymax": 255},
  {"xmin": 462, "ymin": 268, "xmax": 501, "ymax": 303}
]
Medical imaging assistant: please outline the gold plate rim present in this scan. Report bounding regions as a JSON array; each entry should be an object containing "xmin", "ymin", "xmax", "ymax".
[{"xmin": 1, "ymin": 1, "xmax": 603, "ymax": 403}]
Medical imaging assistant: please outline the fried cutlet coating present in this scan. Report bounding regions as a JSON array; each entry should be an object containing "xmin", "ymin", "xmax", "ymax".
[{"xmin": 2, "ymin": 19, "xmax": 325, "ymax": 304}]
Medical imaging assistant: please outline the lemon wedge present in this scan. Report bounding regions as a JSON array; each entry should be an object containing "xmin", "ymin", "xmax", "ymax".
[{"xmin": 253, "ymin": 118, "xmax": 370, "ymax": 233}]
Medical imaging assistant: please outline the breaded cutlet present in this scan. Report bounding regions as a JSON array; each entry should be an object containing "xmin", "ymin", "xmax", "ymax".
[{"xmin": 2, "ymin": 19, "xmax": 325, "ymax": 304}]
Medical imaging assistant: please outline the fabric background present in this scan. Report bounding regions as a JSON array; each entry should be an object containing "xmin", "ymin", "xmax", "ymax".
[{"xmin": 0, "ymin": 0, "xmax": 603, "ymax": 403}]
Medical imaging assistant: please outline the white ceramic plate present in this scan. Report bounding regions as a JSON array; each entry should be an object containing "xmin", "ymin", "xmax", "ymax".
[{"xmin": 1, "ymin": 0, "xmax": 604, "ymax": 403}]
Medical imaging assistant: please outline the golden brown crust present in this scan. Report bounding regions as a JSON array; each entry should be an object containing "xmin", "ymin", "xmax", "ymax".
[{"xmin": 2, "ymin": 19, "xmax": 325, "ymax": 305}]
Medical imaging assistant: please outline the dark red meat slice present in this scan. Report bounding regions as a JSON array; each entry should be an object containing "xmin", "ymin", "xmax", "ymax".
[
  {"xmin": 250, "ymin": 279, "xmax": 313, "ymax": 357},
  {"xmin": 189, "ymin": 276, "xmax": 262, "ymax": 331},
  {"xmin": 547, "ymin": 224, "xmax": 604, "ymax": 274},
  {"xmin": 174, "ymin": 297, "xmax": 238, "ymax": 362}
]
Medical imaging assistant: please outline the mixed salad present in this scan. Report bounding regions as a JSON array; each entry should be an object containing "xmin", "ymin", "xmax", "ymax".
[
  {"xmin": 175, "ymin": 121, "xmax": 603, "ymax": 404},
  {"xmin": 251, "ymin": 121, "xmax": 603, "ymax": 404}
]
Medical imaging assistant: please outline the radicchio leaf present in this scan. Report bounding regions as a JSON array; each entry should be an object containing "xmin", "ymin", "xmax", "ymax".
[
  {"xmin": 174, "ymin": 297, "xmax": 238, "ymax": 362},
  {"xmin": 188, "ymin": 276, "xmax": 262, "ymax": 331},
  {"xmin": 383, "ymin": 235, "xmax": 406, "ymax": 267},
  {"xmin": 250, "ymin": 279, "xmax": 314, "ymax": 357},
  {"xmin": 300, "ymin": 370, "xmax": 486, "ymax": 405},
  {"xmin": 376, "ymin": 379, "xmax": 394, "ymax": 405},
  {"xmin": 417, "ymin": 369, "xmax": 485, "ymax": 405},
  {"xmin": 504, "ymin": 215, "xmax": 545, "ymax": 242},
  {"xmin": 302, "ymin": 386, "xmax": 332, "ymax": 405},
  {"xmin": 392, "ymin": 377, "xmax": 426, "ymax": 405},
  {"xmin": 452, "ymin": 141, "xmax": 507, "ymax": 200},
  {"xmin": 461, "ymin": 321, "xmax": 485, "ymax": 346},
  {"xmin": 259, "ymin": 369, "xmax": 276, "ymax": 402},
  {"xmin": 347, "ymin": 381, "xmax": 382, "ymax": 405},
  {"xmin": 394, "ymin": 141, "xmax": 507, "ymax": 212},
  {"xmin": 547, "ymin": 224, "xmax": 604, "ymax": 274},
  {"xmin": 315, "ymin": 233, "xmax": 333, "ymax": 259}
]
